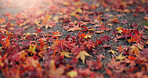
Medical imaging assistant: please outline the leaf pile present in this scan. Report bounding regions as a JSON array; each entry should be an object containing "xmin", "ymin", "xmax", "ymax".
[{"xmin": 0, "ymin": 0, "xmax": 148, "ymax": 78}]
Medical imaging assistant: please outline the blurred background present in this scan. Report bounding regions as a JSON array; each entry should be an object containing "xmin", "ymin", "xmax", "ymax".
[{"xmin": 0, "ymin": 0, "xmax": 48, "ymax": 15}]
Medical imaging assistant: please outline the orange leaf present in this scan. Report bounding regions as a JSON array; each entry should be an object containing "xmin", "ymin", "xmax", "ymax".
[
  {"xmin": 19, "ymin": 51, "xmax": 28, "ymax": 60},
  {"xmin": 0, "ymin": 18, "xmax": 6, "ymax": 24},
  {"xmin": 128, "ymin": 55, "xmax": 135, "ymax": 60},
  {"xmin": 146, "ymin": 41, "xmax": 148, "ymax": 44},
  {"xmin": 52, "ymin": 31, "xmax": 62, "ymax": 37},
  {"xmin": 110, "ymin": 17, "xmax": 119, "ymax": 23},
  {"xmin": 116, "ymin": 45, "xmax": 123, "ymax": 53},
  {"xmin": 105, "ymin": 68, "xmax": 112, "ymax": 76},
  {"xmin": 5, "ymin": 37, "xmax": 10, "ymax": 48}
]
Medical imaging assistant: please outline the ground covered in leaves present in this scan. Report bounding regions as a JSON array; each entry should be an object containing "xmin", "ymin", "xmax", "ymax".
[{"xmin": 0, "ymin": 0, "xmax": 148, "ymax": 78}]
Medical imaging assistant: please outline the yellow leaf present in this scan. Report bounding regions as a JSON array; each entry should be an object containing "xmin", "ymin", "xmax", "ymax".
[
  {"xmin": 115, "ymin": 53, "xmax": 125, "ymax": 61},
  {"xmin": 116, "ymin": 27, "xmax": 122, "ymax": 30},
  {"xmin": 70, "ymin": 12, "xmax": 79, "ymax": 17},
  {"xmin": 1, "ymin": 25, "xmax": 6, "ymax": 28},
  {"xmin": 62, "ymin": 2, "xmax": 70, "ymax": 6},
  {"xmin": 60, "ymin": 52, "xmax": 72, "ymax": 58},
  {"xmin": 88, "ymin": 28, "xmax": 94, "ymax": 31},
  {"xmin": 108, "ymin": 50, "xmax": 117, "ymax": 56},
  {"xmin": 116, "ymin": 27, "xmax": 123, "ymax": 34},
  {"xmin": 53, "ymin": 16, "xmax": 58, "ymax": 22},
  {"xmin": 50, "ymin": 60, "xmax": 56, "ymax": 71},
  {"xmin": 67, "ymin": 71, "xmax": 78, "ymax": 78},
  {"xmin": 35, "ymin": 20, "xmax": 40, "ymax": 25},
  {"xmin": 136, "ymin": 43, "xmax": 143, "ymax": 50},
  {"xmin": 19, "ymin": 22, "xmax": 26, "ymax": 27},
  {"xmin": 84, "ymin": 33, "xmax": 92, "ymax": 39},
  {"xmin": 75, "ymin": 2, "xmax": 82, "ymax": 6},
  {"xmin": 27, "ymin": 45, "xmax": 36, "ymax": 54},
  {"xmin": 23, "ymin": 33, "xmax": 31, "ymax": 36},
  {"xmin": 75, "ymin": 8, "xmax": 82, "ymax": 13},
  {"xmin": 0, "ymin": 60, "xmax": 4, "ymax": 67},
  {"xmin": 141, "ymin": 0, "xmax": 145, "ymax": 3},
  {"xmin": 76, "ymin": 51, "xmax": 91, "ymax": 63},
  {"xmin": 45, "ymin": 25, "xmax": 52, "ymax": 29}
]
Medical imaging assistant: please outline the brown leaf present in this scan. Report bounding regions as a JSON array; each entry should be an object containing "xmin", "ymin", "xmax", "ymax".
[
  {"xmin": 76, "ymin": 51, "xmax": 91, "ymax": 63},
  {"xmin": 60, "ymin": 51, "xmax": 72, "ymax": 58}
]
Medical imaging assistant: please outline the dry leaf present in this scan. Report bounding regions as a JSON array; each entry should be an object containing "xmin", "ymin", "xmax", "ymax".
[
  {"xmin": 76, "ymin": 51, "xmax": 91, "ymax": 63},
  {"xmin": 67, "ymin": 70, "xmax": 78, "ymax": 78},
  {"xmin": 60, "ymin": 52, "xmax": 72, "ymax": 58},
  {"xmin": 115, "ymin": 53, "xmax": 126, "ymax": 61}
]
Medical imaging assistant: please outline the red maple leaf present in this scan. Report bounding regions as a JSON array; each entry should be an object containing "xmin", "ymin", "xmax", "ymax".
[
  {"xmin": 35, "ymin": 27, "xmax": 42, "ymax": 33},
  {"xmin": 98, "ymin": 24, "xmax": 107, "ymax": 30},
  {"xmin": 100, "ymin": 35, "xmax": 111, "ymax": 42}
]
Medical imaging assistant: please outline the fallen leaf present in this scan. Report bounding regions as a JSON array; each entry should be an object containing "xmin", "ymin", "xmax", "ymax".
[
  {"xmin": 27, "ymin": 45, "xmax": 36, "ymax": 54},
  {"xmin": 108, "ymin": 50, "xmax": 117, "ymax": 56},
  {"xmin": 115, "ymin": 53, "xmax": 126, "ymax": 61},
  {"xmin": 84, "ymin": 33, "xmax": 92, "ymax": 39},
  {"xmin": 95, "ymin": 30, "xmax": 104, "ymax": 34},
  {"xmin": 130, "ymin": 45, "xmax": 140, "ymax": 56},
  {"xmin": 116, "ymin": 45, "xmax": 123, "ymax": 53},
  {"xmin": 105, "ymin": 68, "xmax": 113, "ymax": 76},
  {"xmin": 60, "ymin": 51, "xmax": 72, "ymax": 58},
  {"xmin": 102, "ymin": 44, "xmax": 112, "ymax": 48},
  {"xmin": 5, "ymin": 37, "xmax": 10, "ymax": 48},
  {"xmin": 67, "ymin": 70, "xmax": 78, "ymax": 78},
  {"xmin": 35, "ymin": 27, "xmax": 42, "ymax": 33},
  {"xmin": 110, "ymin": 17, "xmax": 119, "ymax": 23},
  {"xmin": 0, "ymin": 18, "xmax": 6, "ymax": 24},
  {"xmin": 52, "ymin": 31, "xmax": 62, "ymax": 37},
  {"xmin": 101, "ymin": 35, "xmax": 111, "ymax": 42},
  {"xmin": 76, "ymin": 51, "xmax": 91, "ymax": 63},
  {"xmin": 68, "ymin": 25, "xmax": 81, "ymax": 31}
]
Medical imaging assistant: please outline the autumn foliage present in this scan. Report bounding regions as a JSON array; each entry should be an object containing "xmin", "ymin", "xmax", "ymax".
[{"xmin": 0, "ymin": 0, "xmax": 148, "ymax": 78}]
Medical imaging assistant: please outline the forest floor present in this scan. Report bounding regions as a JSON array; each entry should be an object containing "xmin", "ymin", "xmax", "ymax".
[{"xmin": 0, "ymin": 0, "xmax": 148, "ymax": 78}]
